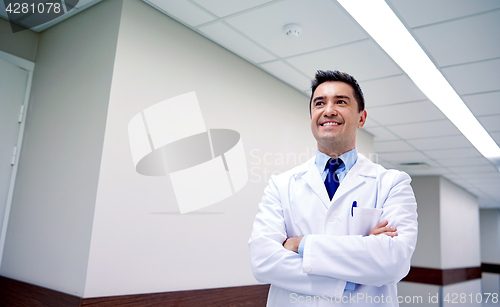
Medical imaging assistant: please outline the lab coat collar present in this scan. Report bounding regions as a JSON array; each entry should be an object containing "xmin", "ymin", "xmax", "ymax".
[{"xmin": 301, "ymin": 153, "xmax": 377, "ymax": 209}]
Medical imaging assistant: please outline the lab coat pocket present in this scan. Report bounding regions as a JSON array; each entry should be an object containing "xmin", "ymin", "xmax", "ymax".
[{"xmin": 349, "ymin": 207, "xmax": 383, "ymax": 236}]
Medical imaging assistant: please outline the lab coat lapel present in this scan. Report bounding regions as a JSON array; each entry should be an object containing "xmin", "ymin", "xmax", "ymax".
[
  {"xmin": 331, "ymin": 154, "xmax": 376, "ymax": 203},
  {"xmin": 302, "ymin": 160, "xmax": 331, "ymax": 209}
]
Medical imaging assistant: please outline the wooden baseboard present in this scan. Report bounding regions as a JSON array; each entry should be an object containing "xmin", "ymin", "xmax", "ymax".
[
  {"xmin": 0, "ymin": 276, "xmax": 81, "ymax": 307},
  {"xmin": 80, "ymin": 284, "xmax": 270, "ymax": 307},
  {"xmin": 402, "ymin": 266, "xmax": 483, "ymax": 286},
  {"xmin": 0, "ymin": 276, "xmax": 269, "ymax": 307},
  {"xmin": 3, "ymin": 263, "xmax": 498, "ymax": 306}
]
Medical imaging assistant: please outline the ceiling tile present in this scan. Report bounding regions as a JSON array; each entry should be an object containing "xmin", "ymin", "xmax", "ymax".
[
  {"xmin": 198, "ymin": 22, "xmax": 276, "ymax": 63},
  {"xmin": 465, "ymin": 186, "xmax": 482, "ymax": 194},
  {"xmin": 482, "ymin": 189, "xmax": 500, "ymax": 197},
  {"xmin": 448, "ymin": 164, "xmax": 498, "ymax": 174},
  {"xmin": 386, "ymin": 120, "xmax": 460, "ymax": 139},
  {"xmin": 374, "ymin": 140, "xmax": 414, "ymax": 153},
  {"xmin": 404, "ymin": 167, "xmax": 448, "ymax": 176},
  {"xmin": 406, "ymin": 135, "xmax": 471, "ymax": 150},
  {"xmin": 367, "ymin": 100, "xmax": 445, "ymax": 126},
  {"xmin": 476, "ymin": 188, "xmax": 500, "ymax": 199},
  {"xmin": 442, "ymin": 58, "xmax": 500, "ymax": 95},
  {"xmin": 360, "ymin": 75, "xmax": 426, "ymax": 107},
  {"xmin": 462, "ymin": 91, "xmax": 500, "ymax": 117},
  {"xmin": 388, "ymin": 0, "xmax": 500, "ymax": 28},
  {"xmin": 466, "ymin": 172, "xmax": 500, "ymax": 182},
  {"xmin": 424, "ymin": 147, "xmax": 481, "ymax": 160},
  {"xmin": 377, "ymin": 151, "xmax": 428, "ymax": 163},
  {"xmin": 362, "ymin": 126, "xmax": 399, "ymax": 141},
  {"xmin": 225, "ymin": 0, "xmax": 367, "ymax": 58},
  {"xmin": 479, "ymin": 197, "xmax": 500, "ymax": 208},
  {"xmin": 193, "ymin": 0, "xmax": 273, "ymax": 17},
  {"xmin": 443, "ymin": 173, "xmax": 468, "ymax": 184},
  {"xmin": 285, "ymin": 40, "xmax": 402, "ymax": 81},
  {"xmin": 147, "ymin": 0, "xmax": 215, "ymax": 26},
  {"xmin": 393, "ymin": 157, "xmax": 441, "ymax": 168},
  {"xmin": 413, "ymin": 10, "xmax": 500, "ymax": 67},
  {"xmin": 477, "ymin": 114, "xmax": 500, "ymax": 133},
  {"xmin": 435, "ymin": 156, "xmax": 492, "ymax": 167},
  {"xmin": 446, "ymin": 174, "xmax": 471, "ymax": 185},
  {"xmin": 259, "ymin": 61, "xmax": 311, "ymax": 92},
  {"xmin": 481, "ymin": 182, "xmax": 500, "ymax": 189}
]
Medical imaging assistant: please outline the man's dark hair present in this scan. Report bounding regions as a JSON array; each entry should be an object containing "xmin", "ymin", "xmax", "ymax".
[{"xmin": 309, "ymin": 70, "xmax": 365, "ymax": 113}]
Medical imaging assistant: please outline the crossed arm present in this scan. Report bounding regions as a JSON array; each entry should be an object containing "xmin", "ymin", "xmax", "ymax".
[
  {"xmin": 283, "ymin": 220, "xmax": 398, "ymax": 253},
  {"xmin": 249, "ymin": 171, "xmax": 418, "ymax": 296}
]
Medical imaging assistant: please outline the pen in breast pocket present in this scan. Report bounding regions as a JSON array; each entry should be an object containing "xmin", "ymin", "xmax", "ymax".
[{"xmin": 351, "ymin": 201, "xmax": 357, "ymax": 217}]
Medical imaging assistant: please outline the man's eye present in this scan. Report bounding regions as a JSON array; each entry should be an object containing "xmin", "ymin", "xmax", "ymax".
[
  {"xmin": 337, "ymin": 100, "xmax": 346, "ymax": 104},
  {"xmin": 315, "ymin": 101, "xmax": 324, "ymax": 106}
]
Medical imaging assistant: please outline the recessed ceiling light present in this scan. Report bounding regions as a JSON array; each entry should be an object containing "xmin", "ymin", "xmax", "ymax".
[{"xmin": 338, "ymin": 0, "xmax": 500, "ymax": 171}]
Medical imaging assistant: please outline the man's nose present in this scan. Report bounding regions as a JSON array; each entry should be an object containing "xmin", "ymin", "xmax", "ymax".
[{"xmin": 324, "ymin": 101, "xmax": 337, "ymax": 116}]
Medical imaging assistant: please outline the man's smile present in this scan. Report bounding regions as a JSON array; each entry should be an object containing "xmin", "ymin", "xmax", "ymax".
[{"xmin": 320, "ymin": 120, "xmax": 342, "ymax": 126}]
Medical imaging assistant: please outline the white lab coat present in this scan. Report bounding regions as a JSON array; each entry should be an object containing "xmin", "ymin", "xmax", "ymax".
[{"xmin": 249, "ymin": 154, "xmax": 418, "ymax": 306}]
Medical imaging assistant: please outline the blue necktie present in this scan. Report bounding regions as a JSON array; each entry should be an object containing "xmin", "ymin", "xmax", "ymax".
[
  {"xmin": 325, "ymin": 158, "xmax": 342, "ymax": 200},
  {"xmin": 324, "ymin": 158, "xmax": 356, "ymax": 291}
]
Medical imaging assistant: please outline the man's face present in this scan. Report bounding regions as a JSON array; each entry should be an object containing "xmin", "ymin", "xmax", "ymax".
[{"xmin": 310, "ymin": 81, "xmax": 367, "ymax": 156}]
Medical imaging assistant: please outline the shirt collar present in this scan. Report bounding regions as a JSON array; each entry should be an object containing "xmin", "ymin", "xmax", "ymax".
[{"xmin": 315, "ymin": 148, "xmax": 358, "ymax": 173}]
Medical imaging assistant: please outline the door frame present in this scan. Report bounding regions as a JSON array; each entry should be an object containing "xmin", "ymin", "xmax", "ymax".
[{"xmin": 0, "ymin": 50, "xmax": 35, "ymax": 265}]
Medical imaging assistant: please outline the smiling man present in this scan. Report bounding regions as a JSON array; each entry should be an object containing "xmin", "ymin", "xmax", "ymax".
[{"xmin": 249, "ymin": 70, "xmax": 418, "ymax": 306}]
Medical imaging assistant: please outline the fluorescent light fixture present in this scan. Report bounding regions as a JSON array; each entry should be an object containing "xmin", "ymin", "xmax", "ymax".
[{"xmin": 338, "ymin": 0, "xmax": 500, "ymax": 167}]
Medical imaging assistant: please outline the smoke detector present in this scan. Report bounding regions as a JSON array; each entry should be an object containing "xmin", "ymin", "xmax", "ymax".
[{"xmin": 284, "ymin": 23, "xmax": 302, "ymax": 38}]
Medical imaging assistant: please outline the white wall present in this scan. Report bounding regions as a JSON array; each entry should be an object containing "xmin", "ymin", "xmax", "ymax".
[
  {"xmin": 401, "ymin": 176, "xmax": 482, "ymax": 306},
  {"xmin": 440, "ymin": 177, "xmax": 481, "ymax": 269},
  {"xmin": 357, "ymin": 128, "xmax": 374, "ymax": 161},
  {"xmin": 480, "ymin": 209, "xmax": 500, "ymax": 264},
  {"xmin": 409, "ymin": 176, "xmax": 480, "ymax": 269},
  {"xmin": 83, "ymin": 0, "xmax": 373, "ymax": 298},
  {"xmin": 480, "ymin": 208, "xmax": 500, "ymax": 296},
  {"xmin": 0, "ymin": 0, "xmax": 122, "ymax": 296},
  {"xmin": 409, "ymin": 176, "xmax": 441, "ymax": 268}
]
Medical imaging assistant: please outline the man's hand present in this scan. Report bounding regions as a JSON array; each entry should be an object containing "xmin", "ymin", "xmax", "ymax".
[
  {"xmin": 369, "ymin": 220, "xmax": 398, "ymax": 237},
  {"xmin": 283, "ymin": 235, "xmax": 304, "ymax": 253}
]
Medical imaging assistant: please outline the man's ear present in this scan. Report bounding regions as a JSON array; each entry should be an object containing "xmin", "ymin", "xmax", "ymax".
[{"xmin": 358, "ymin": 110, "xmax": 367, "ymax": 128}]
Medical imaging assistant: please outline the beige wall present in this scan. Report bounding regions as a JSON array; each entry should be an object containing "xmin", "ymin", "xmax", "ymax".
[
  {"xmin": 0, "ymin": 0, "xmax": 122, "ymax": 296},
  {"xmin": 84, "ymin": 0, "xmax": 313, "ymax": 297},
  {"xmin": 1, "ymin": 0, "xmax": 375, "ymax": 298},
  {"xmin": 83, "ymin": 0, "xmax": 372, "ymax": 298}
]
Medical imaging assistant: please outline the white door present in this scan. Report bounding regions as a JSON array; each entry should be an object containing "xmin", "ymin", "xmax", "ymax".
[{"xmin": 0, "ymin": 55, "xmax": 31, "ymax": 259}]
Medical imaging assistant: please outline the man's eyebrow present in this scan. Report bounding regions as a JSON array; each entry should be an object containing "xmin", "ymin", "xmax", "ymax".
[
  {"xmin": 333, "ymin": 95, "xmax": 351, "ymax": 100},
  {"xmin": 312, "ymin": 96, "xmax": 325, "ymax": 102},
  {"xmin": 312, "ymin": 95, "xmax": 351, "ymax": 102}
]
